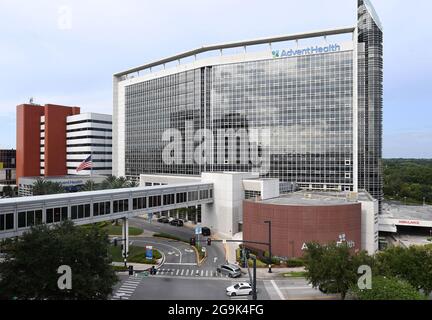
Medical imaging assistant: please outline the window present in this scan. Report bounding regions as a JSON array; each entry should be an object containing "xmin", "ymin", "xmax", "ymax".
[
  {"xmin": 149, "ymin": 195, "xmax": 161, "ymax": 207},
  {"xmin": 71, "ymin": 204, "xmax": 91, "ymax": 220},
  {"xmin": 18, "ymin": 210, "xmax": 43, "ymax": 227},
  {"xmin": 133, "ymin": 197, "xmax": 147, "ymax": 210},
  {"xmin": 163, "ymin": 194, "xmax": 174, "ymax": 205},
  {"xmin": 188, "ymin": 191, "xmax": 198, "ymax": 201},
  {"xmin": 94, "ymin": 201, "xmax": 111, "ymax": 216},
  {"xmin": 176, "ymin": 192, "xmax": 187, "ymax": 203},
  {"xmin": 113, "ymin": 199, "xmax": 129, "ymax": 213},
  {"xmin": 46, "ymin": 207, "xmax": 68, "ymax": 224},
  {"xmin": 200, "ymin": 190, "xmax": 209, "ymax": 199}
]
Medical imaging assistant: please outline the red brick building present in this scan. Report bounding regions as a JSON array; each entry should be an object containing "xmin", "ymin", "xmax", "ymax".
[
  {"xmin": 243, "ymin": 195, "xmax": 362, "ymax": 258},
  {"xmin": 16, "ymin": 104, "xmax": 80, "ymax": 182}
]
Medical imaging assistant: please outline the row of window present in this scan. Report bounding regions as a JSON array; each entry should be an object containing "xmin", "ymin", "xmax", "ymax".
[{"xmin": 2, "ymin": 188, "xmax": 213, "ymax": 230}]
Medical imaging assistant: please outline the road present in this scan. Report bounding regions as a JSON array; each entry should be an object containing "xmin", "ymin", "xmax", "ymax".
[
  {"xmin": 111, "ymin": 274, "xmax": 334, "ymax": 300},
  {"xmin": 129, "ymin": 217, "xmax": 226, "ymax": 273},
  {"xmin": 112, "ymin": 274, "xmax": 270, "ymax": 300},
  {"xmin": 117, "ymin": 217, "xmax": 335, "ymax": 300}
]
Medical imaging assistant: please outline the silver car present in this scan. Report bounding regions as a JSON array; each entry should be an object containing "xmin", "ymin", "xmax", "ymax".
[{"xmin": 217, "ymin": 263, "xmax": 242, "ymax": 278}]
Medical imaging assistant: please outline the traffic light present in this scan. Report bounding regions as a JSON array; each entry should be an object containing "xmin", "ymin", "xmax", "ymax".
[
  {"xmin": 207, "ymin": 238, "xmax": 211, "ymax": 246},
  {"xmin": 190, "ymin": 237, "xmax": 196, "ymax": 246},
  {"xmin": 114, "ymin": 238, "xmax": 118, "ymax": 246}
]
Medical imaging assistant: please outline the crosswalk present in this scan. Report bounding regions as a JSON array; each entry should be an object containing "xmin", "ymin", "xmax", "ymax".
[
  {"xmin": 111, "ymin": 276, "xmax": 142, "ymax": 300},
  {"xmin": 154, "ymin": 267, "xmax": 238, "ymax": 278}
]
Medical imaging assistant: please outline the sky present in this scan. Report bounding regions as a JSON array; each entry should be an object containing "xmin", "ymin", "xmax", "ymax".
[{"xmin": 0, "ymin": 0, "xmax": 431, "ymax": 158}]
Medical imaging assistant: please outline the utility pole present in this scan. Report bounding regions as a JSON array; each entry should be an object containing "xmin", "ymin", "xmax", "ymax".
[
  {"xmin": 252, "ymin": 255, "xmax": 257, "ymax": 300},
  {"xmin": 264, "ymin": 220, "xmax": 272, "ymax": 273}
]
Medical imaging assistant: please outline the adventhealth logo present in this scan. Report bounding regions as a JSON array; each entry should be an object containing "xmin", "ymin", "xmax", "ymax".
[{"xmin": 272, "ymin": 43, "xmax": 341, "ymax": 58}]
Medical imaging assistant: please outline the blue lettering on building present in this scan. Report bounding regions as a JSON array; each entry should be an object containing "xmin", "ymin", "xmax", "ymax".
[{"xmin": 272, "ymin": 44, "xmax": 341, "ymax": 58}]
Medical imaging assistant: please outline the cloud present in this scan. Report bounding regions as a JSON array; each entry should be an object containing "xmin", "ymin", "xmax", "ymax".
[{"xmin": 384, "ymin": 131, "xmax": 432, "ymax": 158}]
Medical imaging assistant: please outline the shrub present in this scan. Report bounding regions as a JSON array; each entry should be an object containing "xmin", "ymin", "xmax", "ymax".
[
  {"xmin": 153, "ymin": 233, "xmax": 188, "ymax": 243},
  {"xmin": 350, "ymin": 276, "xmax": 427, "ymax": 300},
  {"xmin": 286, "ymin": 258, "xmax": 305, "ymax": 267}
]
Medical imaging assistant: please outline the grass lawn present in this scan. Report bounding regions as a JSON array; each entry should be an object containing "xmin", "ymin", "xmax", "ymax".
[
  {"xmin": 109, "ymin": 245, "xmax": 162, "ymax": 264},
  {"xmin": 283, "ymin": 271, "xmax": 308, "ymax": 278},
  {"xmin": 102, "ymin": 224, "xmax": 143, "ymax": 236}
]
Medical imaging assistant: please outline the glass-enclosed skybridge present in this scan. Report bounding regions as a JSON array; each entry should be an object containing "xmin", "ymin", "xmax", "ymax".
[{"xmin": 0, "ymin": 182, "xmax": 213, "ymax": 240}]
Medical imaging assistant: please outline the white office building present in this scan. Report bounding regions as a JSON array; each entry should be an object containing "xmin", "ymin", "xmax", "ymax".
[{"xmin": 66, "ymin": 113, "xmax": 112, "ymax": 176}]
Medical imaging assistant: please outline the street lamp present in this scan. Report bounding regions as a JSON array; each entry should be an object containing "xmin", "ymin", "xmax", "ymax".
[{"xmin": 264, "ymin": 220, "xmax": 272, "ymax": 273}]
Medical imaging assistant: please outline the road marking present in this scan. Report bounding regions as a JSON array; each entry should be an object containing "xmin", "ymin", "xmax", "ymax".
[
  {"xmin": 181, "ymin": 269, "xmax": 184, "ymax": 276},
  {"xmin": 134, "ymin": 239, "xmax": 183, "ymax": 264},
  {"xmin": 116, "ymin": 291, "xmax": 133, "ymax": 295},
  {"xmin": 176, "ymin": 269, "xmax": 180, "ymax": 275},
  {"xmin": 186, "ymin": 269, "xmax": 190, "ymax": 276},
  {"xmin": 164, "ymin": 262, "xmax": 197, "ymax": 266},
  {"xmin": 205, "ymin": 270, "xmax": 209, "ymax": 277},
  {"xmin": 118, "ymin": 287, "xmax": 135, "ymax": 292},
  {"xmin": 171, "ymin": 269, "xmax": 174, "ymax": 275},
  {"xmin": 278, "ymin": 286, "xmax": 314, "ymax": 290},
  {"xmin": 230, "ymin": 296, "xmax": 249, "ymax": 300},
  {"xmin": 271, "ymin": 280, "xmax": 286, "ymax": 300},
  {"xmin": 121, "ymin": 284, "xmax": 138, "ymax": 289},
  {"xmin": 200, "ymin": 270, "xmax": 204, "ymax": 276},
  {"xmin": 213, "ymin": 257, "xmax": 218, "ymax": 263}
]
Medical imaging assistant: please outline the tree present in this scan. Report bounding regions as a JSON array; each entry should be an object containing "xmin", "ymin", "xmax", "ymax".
[
  {"xmin": 2, "ymin": 185, "xmax": 14, "ymax": 197},
  {"xmin": 81, "ymin": 180, "xmax": 99, "ymax": 191},
  {"xmin": 99, "ymin": 176, "xmax": 136, "ymax": 190},
  {"xmin": 303, "ymin": 242, "xmax": 373, "ymax": 300},
  {"xmin": 0, "ymin": 220, "xmax": 118, "ymax": 300},
  {"xmin": 375, "ymin": 245, "xmax": 432, "ymax": 296},
  {"xmin": 350, "ymin": 276, "xmax": 427, "ymax": 300},
  {"xmin": 32, "ymin": 178, "xmax": 65, "ymax": 195}
]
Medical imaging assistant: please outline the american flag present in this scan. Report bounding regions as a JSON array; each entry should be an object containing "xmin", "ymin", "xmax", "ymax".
[{"xmin": 76, "ymin": 155, "xmax": 93, "ymax": 172}]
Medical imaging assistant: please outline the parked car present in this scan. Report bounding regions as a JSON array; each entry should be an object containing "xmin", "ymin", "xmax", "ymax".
[
  {"xmin": 201, "ymin": 227, "xmax": 211, "ymax": 236},
  {"xmin": 170, "ymin": 219, "xmax": 184, "ymax": 226},
  {"xmin": 216, "ymin": 263, "xmax": 242, "ymax": 278},
  {"xmin": 157, "ymin": 217, "xmax": 170, "ymax": 223},
  {"xmin": 226, "ymin": 282, "xmax": 256, "ymax": 296}
]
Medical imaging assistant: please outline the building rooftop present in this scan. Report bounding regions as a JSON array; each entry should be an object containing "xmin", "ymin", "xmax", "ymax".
[
  {"xmin": 114, "ymin": 26, "xmax": 355, "ymax": 78},
  {"xmin": 249, "ymin": 190, "xmax": 373, "ymax": 206},
  {"xmin": 382, "ymin": 202, "xmax": 432, "ymax": 221},
  {"xmin": 19, "ymin": 175, "xmax": 106, "ymax": 181}
]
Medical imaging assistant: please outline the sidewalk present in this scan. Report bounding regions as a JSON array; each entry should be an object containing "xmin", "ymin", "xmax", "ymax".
[
  {"xmin": 242, "ymin": 267, "xmax": 306, "ymax": 279},
  {"xmin": 112, "ymin": 261, "xmax": 155, "ymax": 271}
]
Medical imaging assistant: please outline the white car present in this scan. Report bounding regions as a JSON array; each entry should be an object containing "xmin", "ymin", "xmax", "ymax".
[{"xmin": 226, "ymin": 282, "xmax": 256, "ymax": 296}]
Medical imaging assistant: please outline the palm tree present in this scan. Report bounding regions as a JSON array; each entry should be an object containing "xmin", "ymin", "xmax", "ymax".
[
  {"xmin": 81, "ymin": 180, "xmax": 98, "ymax": 191},
  {"xmin": 99, "ymin": 176, "xmax": 137, "ymax": 190},
  {"xmin": 32, "ymin": 178, "xmax": 65, "ymax": 195}
]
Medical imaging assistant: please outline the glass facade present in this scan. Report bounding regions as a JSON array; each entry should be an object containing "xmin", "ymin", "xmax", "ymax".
[
  {"xmin": 120, "ymin": 0, "xmax": 382, "ymax": 208},
  {"xmin": 125, "ymin": 50, "xmax": 354, "ymax": 191},
  {"xmin": 358, "ymin": 0, "xmax": 383, "ymax": 207}
]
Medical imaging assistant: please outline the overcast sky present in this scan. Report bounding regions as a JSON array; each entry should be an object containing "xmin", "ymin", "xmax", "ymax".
[{"xmin": 0, "ymin": 0, "xmax": 431, "ymax": 158}]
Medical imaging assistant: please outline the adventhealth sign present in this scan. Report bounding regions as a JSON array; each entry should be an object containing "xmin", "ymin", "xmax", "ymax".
[{"xmin": 272, "ymin": 43, "xmax": 341, "ymax": 58}]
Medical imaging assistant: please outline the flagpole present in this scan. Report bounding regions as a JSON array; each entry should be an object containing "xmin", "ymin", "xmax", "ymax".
[{"xmin": 90, "ymin": 150, "xmax": 93, "ymax": 191}]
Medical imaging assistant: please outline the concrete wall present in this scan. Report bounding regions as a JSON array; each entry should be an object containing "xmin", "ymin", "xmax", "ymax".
[{"xmin": 201, "ymin": 172, "xmax": 259, "ymax": 237}]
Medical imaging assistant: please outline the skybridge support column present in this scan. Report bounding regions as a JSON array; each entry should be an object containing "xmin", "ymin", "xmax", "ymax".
[{"xmin": 122, "ymin": 217, "xmax": 129, "ymax": 263}]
